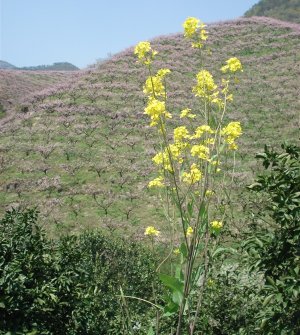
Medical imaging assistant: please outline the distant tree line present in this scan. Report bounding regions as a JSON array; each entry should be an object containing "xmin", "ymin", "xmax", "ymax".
[
  {"xmin": 20, "ymin": 62, "xmax": 79, "ymax": 71},
  {"xmin": 245, "ymin": 0, "xmax": 300, "ymax": 24}
]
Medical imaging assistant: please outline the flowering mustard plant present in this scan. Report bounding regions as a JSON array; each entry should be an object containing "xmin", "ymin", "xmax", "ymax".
[{"xmin": 131, "ymin": 16, "xmax": 244, "ymax": 335}]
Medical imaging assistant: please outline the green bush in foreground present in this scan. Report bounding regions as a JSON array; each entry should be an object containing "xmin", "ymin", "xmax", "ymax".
[
  {"xmin": 245, "ymin": 143, "xmax": 300, "ymax": 334},
  {"xmin": 0, "ymin": 209, "xmax": 158, "ymax": 334}
]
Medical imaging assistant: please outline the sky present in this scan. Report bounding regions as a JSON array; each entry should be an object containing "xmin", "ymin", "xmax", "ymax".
[{"xmin": 0, "ymin": 0, "xmax": 259, "ymax": 69}]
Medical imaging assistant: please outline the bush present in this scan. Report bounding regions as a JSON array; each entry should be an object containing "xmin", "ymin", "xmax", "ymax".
[
  {"xmin": 245, "ymin": 143, "xmax": 300, "ymax": 334},
  {"xmin": 0, "ymin": 209, "xmax": 158, "ymax": 334}
]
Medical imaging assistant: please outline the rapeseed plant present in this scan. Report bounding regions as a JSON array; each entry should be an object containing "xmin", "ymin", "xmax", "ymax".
[{"xmin": 133, "ymin": 16, "xmax": 243, "ymax": 334}]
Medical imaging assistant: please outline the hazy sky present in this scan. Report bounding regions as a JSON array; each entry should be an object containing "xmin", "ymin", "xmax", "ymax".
[{"xmin": 0, "ymin": 0, "xmax": 259, "ymax": 68}]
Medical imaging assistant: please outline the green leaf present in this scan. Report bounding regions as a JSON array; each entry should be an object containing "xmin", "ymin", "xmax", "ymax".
[
  {"xmin": 159, "ymin": 273, "xmax": 184, "ymax": 294},
  {"xmin": 212, "ymin": 247, "xmax": 236, "ymax": 258},
  {"xmin": 266, "ymin": 276, "xmax": 276, "ymax": 287},
  {"xmin": 147, "ymin": 326, "xmax": 155, "ymax": 335},
  {"xmin": 172, "ymin": 290, "xmax": 183, "ymax": 305},
  {"xmin": 163, "ymin": 301, "xmax": 179, "ymax": 316},
  {"xmin": 263, "ymin": 294, "xmax": 274, "ymax": 306},
  {"xmin": 187, "ymin": 200, "xmax": 194, "ymax": 217},
  {"xmin": 180, "ymin": 243, "xmax": 187, "ymax": 258}
]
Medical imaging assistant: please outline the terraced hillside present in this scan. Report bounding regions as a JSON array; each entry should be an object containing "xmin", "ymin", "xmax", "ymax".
[
  {"xmin": 0, "ymin": 17, "xmax": 299, "ymax": 237},
  {"xmin": 0, "ymin": 70, "xmax": 81, "ymax": 118}
]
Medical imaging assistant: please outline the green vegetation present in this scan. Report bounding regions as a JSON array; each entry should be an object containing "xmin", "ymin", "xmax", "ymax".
[
  {"xmin": 244, "ymin": 143, "xmax": 300, "ymax": 333},
  {"xmin": 1, "ymin": 143, "xmax": 299, "ymax": 334},
  {"xmin": 0, "ymin": 209, "xmax": 158, "ymax": 334},
  {"xmin": 245, "ymin": 0, "xmax": 300, "ymax": 24}
]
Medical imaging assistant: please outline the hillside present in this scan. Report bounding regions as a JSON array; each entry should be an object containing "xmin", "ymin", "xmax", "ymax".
[
  {"xmin": 0, "ymin": 60, "xmax": 17, "ymax": 69},
  {"xmin": 245, "ymin": 0, "xmax": 300, "ymax": 23},
  {"xmin": 0, "ymin": 17, "xmax": 299, "ymax": 237},
  {"xmin": 0, "ymin": 70, "xmax": 81, "ymax": 119}
]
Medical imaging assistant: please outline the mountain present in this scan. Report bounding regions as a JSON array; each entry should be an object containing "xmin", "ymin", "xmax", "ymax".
[
  {"xmin": 20, "ymin": 62, "xmax": 79, "ymax": 71},
  {"xmin": 0, "ymin": 17, "xmax": 299, "ymax": 237},
  {"xmin": 245, "ymin": 0, "xmax": 300, "ymax": 24},
  {"xmin": 0, "ymin": 60, "xmax": 17, "ymax": 69},
  {"xmin": 0, "ymin": 61, "xmax": 79, "ymax": 71}
]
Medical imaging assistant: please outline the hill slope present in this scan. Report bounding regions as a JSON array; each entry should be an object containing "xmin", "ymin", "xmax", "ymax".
[
  {"xmin": 245, "ymin": 0, "xmax": 300, "ymax": 23},
  {"xmin": 0, "ymin": 61, "xmax": 17, "ymax": 69},
  {"xmin": 0, "ymin": 70, "xmax": 82, "ymax": 119},
  {"xmin": 0, "ymin": 17, "xmax": 299, "ymax": 237}
]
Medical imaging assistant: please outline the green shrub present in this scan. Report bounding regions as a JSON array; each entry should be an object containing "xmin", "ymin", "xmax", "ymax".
[
  {"xmin": 245, "ymin": 143, "xmax": 300, "ymax": 334},
  {"xmin": 0, "ymin": 209, "xmax": 158, "ymax": 334}
]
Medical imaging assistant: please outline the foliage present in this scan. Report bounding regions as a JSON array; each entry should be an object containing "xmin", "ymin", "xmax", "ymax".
[
  {"xmin": 0, "ymin": 209, "xmax": 158, "ymax": 334},
  {"xmin": 195, "ymin": 264, "xmax": 262, "ymax": 335},
  {"xmin": 245, "ymin": 0, "xmax": 300, "ymax": 24},
  {"xmin": 245, "ymin": 143, "xmax": 300, "ymax": 334}
]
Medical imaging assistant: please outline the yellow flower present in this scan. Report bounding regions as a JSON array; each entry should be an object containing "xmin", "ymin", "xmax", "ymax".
[
  {"xmin": 148, "ymin": 176, "xmax": 164, "ymax": 188},
  {"xmin": 207, "ymin": 278, "xmax": 215, "ymax": 287},
  {"xmin": 205, "ymin": 189, "xmax": 215, "ymax": 197},
  {"xmin": 192, "ymin": 70, "xmax": 221, "ymax": 105},
  {"xmin": 152, "ymin": 147, "xmax": 176, "ymax": 172},
  {"xmin": 221, "ymin": 122, "xmax": 242, "ymax": 150},
  {"xmin": 144, "ymin": 226, "xmax": 160, "ymax": 237},
  {"xmin": 174, "ymin": 126, "xmax": 190, "ymax": 143},
  {"xmin": 144, "ymin": 99, "xmax": 171, "ymax": 126},
  {"xmin": 183, "ymin": 17, "xmax": 200, "ymax": 38},
  {"xmin": 186, "ymin": 226, "xmax": 194, "ymax": 236},
  {"xmin": 221, "ymin": 57, "xmax": 243, "ymax": 73},
  {"xmin": 210, "ymin": 220, "xmax": 223, "ymax": 231},
  {"xmin": 173, "ymin": 248, "xmax": 180, "ymax": 255},
  {"xmin": 143, "ymin": 69, "xmax": 171, "ymax": 98},
  {"xmin": 180, "ymin": 108, "xmax": 196, "ymax": 119},
  {"xmin": 134, "ymin": 41, "xmax": 158, "ymax": 65},
  {"xmin": 182, "ymin": 163, "xmax": 202, "ymax": 184},
  {"xmin": 157, "ymin": 68, "xmax": 171, "ymax": 77},
  {"xmin": 183, "ymin": 17, "xmax": 207, "ymax": 48},
  {"xmin": 191, "ymin": 145, "xmax": 210, "ymax": 161},
  {"xmin": 191, "ymin": 125, "xmax": 214, "ymax": 139},
  {"xmin": 143, "ymin": 76, "xmax": 165, "ymax": 97}
]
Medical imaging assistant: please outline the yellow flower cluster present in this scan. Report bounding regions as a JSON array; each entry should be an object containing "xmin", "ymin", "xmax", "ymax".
[
  {"xmin": 221, "ymin": 122, "xmax": 242, "ymax": 150},
  {"xmin": 174, "ymin": 126, "xmax": 190, "ymax": 143},
  {"xmin": 221, "ymin": 57, "xmax": 243, "ymax": 74},
  {"xmin": 191, "ymin": 125, "xmax": 214, "ymax": 139},
  {"xmin": 205, "ymin": 189, "xmax": 215, "ymax": 197},
  {"xmin": 192, "ymin": 70, "xmax": 222, "ymax": 106},
  {"xmin": 134, "ymin": 41, "xmax": 157, "ymax": 65},
  {"xmin": 210, "ymin": 220, "xmax": 223, "ymax": 230},
  {"xmin": 148, "ymin": 176, "xmax": 164, "ymax": 188},
  {"xmin": 143, "ymin": 69, "xmax": 171, "ymax": 98},
  {"xmin": 144, "ymin": 226, "xmax": 160, "ymax": 236},
  {"xmin": 183, "ymin": 17, "xmax": 207, "ymax": 48},
  {"xmin": 144, "ymin": 99, "xmax": 172, "ymax": 127},
  {"xmin": 182, "ymin": 163, "xmax": 202, "ymax": 184},
  {"xmin": 180, "ymin": 108, "xmax": 196, "ymax": 119},
  {"xmin": 191, "ymin": 144, "xmax": 210, "ymax": 161},
  {"xmin": 186, "ymin": 226, "xmax": 194, "ymax": 236}
]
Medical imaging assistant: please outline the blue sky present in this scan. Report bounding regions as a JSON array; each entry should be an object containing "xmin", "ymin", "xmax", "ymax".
[{"xmin": 0, "ymin": 0, "xmax": 259, "ymax": 69}]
